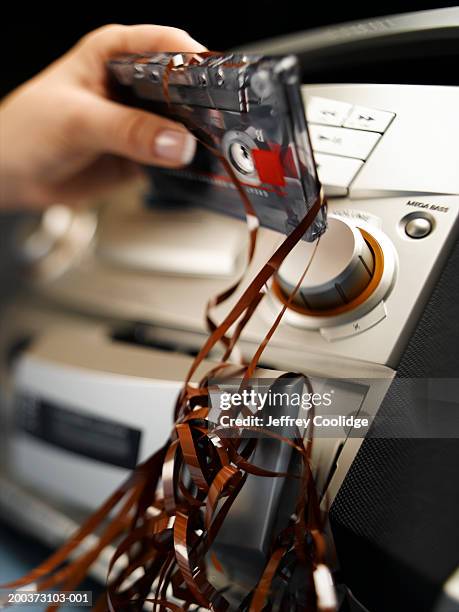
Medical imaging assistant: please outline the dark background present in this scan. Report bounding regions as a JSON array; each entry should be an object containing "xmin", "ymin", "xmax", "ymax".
[{"xmin": 1, "ymin": 1, "xmax": 457, "ymax": 97}]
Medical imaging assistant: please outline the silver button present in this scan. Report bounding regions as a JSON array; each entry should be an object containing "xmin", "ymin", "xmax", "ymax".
[
  {"xmin": 19, "ymin": 205, "xmax": 74, "ymax": 263},
  {"xmin": 309, "ymin": 125, "xmax": 380, "ymax": 160},
  {"xmin": 315, "ymin": 154, "xmax": 363, "ymax": 197},
  {"xmin": 343, "ymin": 105, "xmax": 395, "ymax": 133},
  {"xmin": 405, "ymin": 217, "xmax": 432, "ymax": 239},
  {"xmin": 306, "ymin": 96, "xmax": 352, "ymax": 126}
]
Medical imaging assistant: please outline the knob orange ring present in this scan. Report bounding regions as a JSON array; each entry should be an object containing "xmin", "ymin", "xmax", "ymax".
[{"xmin": 271, "ymin": 228, "xmax": 384, "ymax": 317}]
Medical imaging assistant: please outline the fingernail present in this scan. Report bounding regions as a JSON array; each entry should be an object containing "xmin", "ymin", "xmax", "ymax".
[
  {"xmin": 153, "ymin": 130, "xmax": 196, "ymax": 165},
  {"xmin": 187, "ymin": 36, "xmax": 208, "ymax": 52}
]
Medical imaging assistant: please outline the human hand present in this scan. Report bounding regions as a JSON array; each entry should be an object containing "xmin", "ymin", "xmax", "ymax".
[{"xmin": 0, "ymin": 24, "xmax": 206, "ymax": 209}]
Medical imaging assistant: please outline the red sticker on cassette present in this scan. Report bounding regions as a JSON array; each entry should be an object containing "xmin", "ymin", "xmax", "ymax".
[{"xmin": 252, "ymin": 149, "xmax": 286, "ymax": 187}]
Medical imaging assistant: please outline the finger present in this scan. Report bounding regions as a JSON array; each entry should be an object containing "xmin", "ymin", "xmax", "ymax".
[
  {"xmin": 77, "ymin": 24, "xmax": 207, "ymax": 66},
  {"xmin": 81, "ymin": 94, "xmax": 196, "ymax": 167},
  {"xmin": 45, "ymin": 155, "xmax": 142, "ymax": 204}
]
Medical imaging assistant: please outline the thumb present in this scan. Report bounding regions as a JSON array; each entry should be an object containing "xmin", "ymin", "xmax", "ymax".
[{"xmin": 82, "ymin": 96, "xmax": 196, "ymax": 167}]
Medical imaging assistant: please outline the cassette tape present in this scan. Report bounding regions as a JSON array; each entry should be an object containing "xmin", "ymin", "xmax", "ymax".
[{"xmin": 108, "ymin": 52, "xmax": 326, "ymax": 241}]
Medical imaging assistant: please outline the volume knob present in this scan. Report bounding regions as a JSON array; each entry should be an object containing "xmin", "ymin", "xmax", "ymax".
[{"xmin": 276, "ymin": 217, "xmax": 375, "ymax": 311}]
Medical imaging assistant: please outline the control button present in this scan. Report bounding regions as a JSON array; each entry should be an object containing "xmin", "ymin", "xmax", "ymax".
[
  {"xmin": 405, "ymin": 217, "xmax": 432, "ymax": 239},
  {"xmin": 315, "ymin": 154, "xmax": 363, "ymax": 197},
  {"xmin": 16, "ymin": 205, "xmax": 97, "ymax": 281},
  {"xmin": 276, "ymin": 217, "xmax": 374, "ymax": 310},
  {"xmin": 306, "ymin": 96, "xmax": 352, "ymax": 127},
  {"xmin": 309, "ymin": 125, "xmax": 380, "ymax": 160},
  {"xmin": 343, "ymin": 105, "xmax": 395, "ymax": 133},
  {"xmin": 19, "ymin": 205, "xmax": 74, "ymax": 263},
  {"xmin": 320, "ymin": 301, "xmax": 387, "ymax": 341}
]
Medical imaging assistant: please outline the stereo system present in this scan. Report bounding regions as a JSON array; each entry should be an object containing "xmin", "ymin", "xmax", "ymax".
[{"xmin": 1, "ymin": 9, "xmax": 458, "ymax": 612}]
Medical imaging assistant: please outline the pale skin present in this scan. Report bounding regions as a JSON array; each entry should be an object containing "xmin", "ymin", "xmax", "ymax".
[{"xmin": 0, "ymin": 24, "xmax": 206, "ymax": 210}]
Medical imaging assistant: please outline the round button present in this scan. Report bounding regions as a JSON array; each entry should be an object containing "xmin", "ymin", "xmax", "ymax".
[
  {"xmin": 19, "ymin": 205, "xmax": 74, "ymax": 263},
  {"xmin": 276, "ymin": 217, "xmax": 375, "ymax": 311},
  {"xmin": 16, "ymin": 204, "xmax": 97, "ymax": 280},
  {"xmin": 405, "ymin": 217, "xmax": 432, "ymax": 239}
]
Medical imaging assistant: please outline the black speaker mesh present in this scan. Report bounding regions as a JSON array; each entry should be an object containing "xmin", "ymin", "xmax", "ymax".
[{"xmin": 330, "ymin": 234, "xmax": 459, "ymax": 612}]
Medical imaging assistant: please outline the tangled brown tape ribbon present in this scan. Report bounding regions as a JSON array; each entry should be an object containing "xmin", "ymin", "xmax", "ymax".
[{"xmin": 3, "ymin": 53, "xmax": 336, "ymax": 611}]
